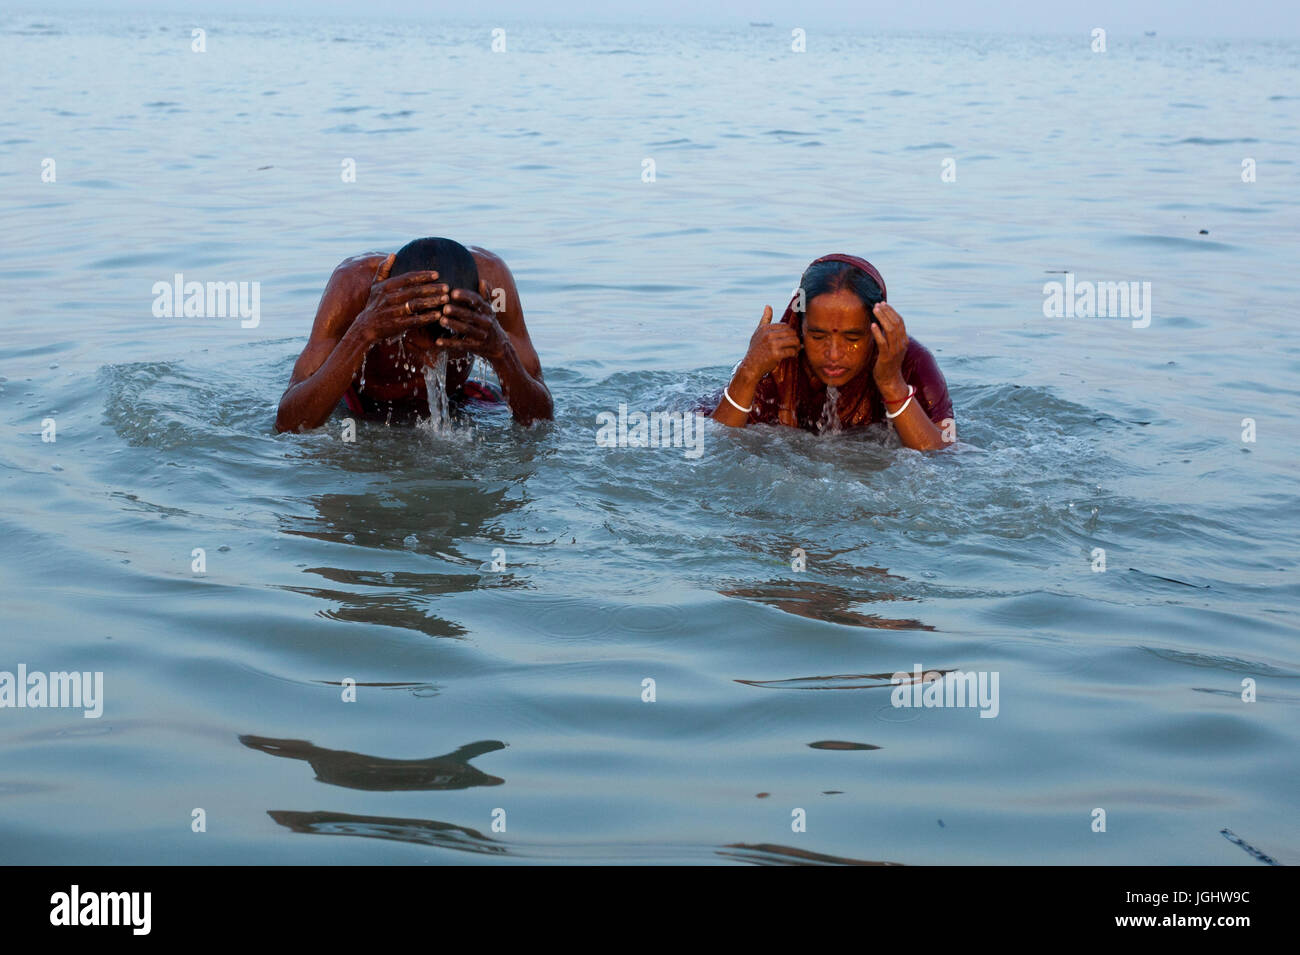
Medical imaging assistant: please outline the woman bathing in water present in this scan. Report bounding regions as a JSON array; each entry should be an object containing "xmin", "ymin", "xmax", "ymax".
[
  {"xmin": 711, "ymin": 254, "xmax": 953, "ymax": 451},
  {"xmin": 275, "ymin": 237, "xmax": 552, "ymax": 432}
]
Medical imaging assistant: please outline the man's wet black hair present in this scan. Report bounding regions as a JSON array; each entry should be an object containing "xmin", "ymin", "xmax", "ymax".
[{"xmin": 391, "ymin": 236, "xmax": 479, "ymax": 293}]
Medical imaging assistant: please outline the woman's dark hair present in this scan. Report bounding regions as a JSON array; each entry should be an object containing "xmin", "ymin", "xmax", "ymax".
[
  {"xmin": 391, "ymin": 236, "xmax": 479, "ymax": 293},
  {"xmin": 795, "ymin": 260, "xmax": 884, "ymax": 332}
]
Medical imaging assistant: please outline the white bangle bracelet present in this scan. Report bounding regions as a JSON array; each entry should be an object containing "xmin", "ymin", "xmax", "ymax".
[
  {"xmin": 723, "ymin": 386, "xmax": 752, "ymax": 414},
  {"xmin": 884, "ymin": 393, "xmax": 915, "ymax": 419}
]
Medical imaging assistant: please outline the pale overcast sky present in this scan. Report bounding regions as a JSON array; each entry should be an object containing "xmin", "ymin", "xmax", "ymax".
[{"xmin": 11, "ymin": 1, "xmax": 1300, "ymax": 38}]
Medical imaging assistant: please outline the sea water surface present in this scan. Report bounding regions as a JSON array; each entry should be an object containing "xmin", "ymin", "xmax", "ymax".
[{"xmin": 1, "ymin": 13, "xmax": 1298, "ymax": 864}]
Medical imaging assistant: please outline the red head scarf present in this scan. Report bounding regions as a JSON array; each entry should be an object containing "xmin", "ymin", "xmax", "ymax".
[{"xmin": 749, "ymin": 253, "xmax": 889, "ymax": 430}]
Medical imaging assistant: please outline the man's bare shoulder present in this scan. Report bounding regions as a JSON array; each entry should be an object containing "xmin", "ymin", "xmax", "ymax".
[
  {"xmin": 330, "ymin": 251, "xmax": 388, "ymax": 293},
  {"xmin": 468, "ymin": 246, "xmax": 514, "ymax": 284},
  {"xmin": 306, "ymin": 252, "xmax": 387, "ymax": 340}
]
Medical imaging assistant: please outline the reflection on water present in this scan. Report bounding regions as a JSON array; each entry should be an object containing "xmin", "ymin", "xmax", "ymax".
[
  {"xmin": 720, "ymin": 579, "xmax": 936, "ymax": 631},
  {"xmin": 277, "ymin": 567, "xmax": 475, "ymax": 639},
  {"xmin": 272, "ymin": 480, "xmax": 531, "ymax": 639},
  {"xmin": 240, "ymin": 736, "xmax": 506, "ymax": 791},
  {"xmin": 737, "ymin": 670, "xmax": 956, "ymax": 690},
  {"xmin": 718, "ymin": 843, "xmax": 900, "ymax": 866},
  {"xmin": 269, "ymin": 810, "xmax": 509, "ymax": 856},
  {"xmin": 267, "ymin": 810, "xmax": 898, "ymax": 865},
  {"xmin": 278, "ymin": 483, "xmax": 526, "ymax": 554}
]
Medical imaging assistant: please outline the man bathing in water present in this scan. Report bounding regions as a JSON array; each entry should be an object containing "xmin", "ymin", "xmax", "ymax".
[
  {"xmin": 712, "ymin": 254, "xmax": 953, "ymax": 451},
  {"xmin": 275, "ymin": 237, "xmax": 552, "ymax": 432}
]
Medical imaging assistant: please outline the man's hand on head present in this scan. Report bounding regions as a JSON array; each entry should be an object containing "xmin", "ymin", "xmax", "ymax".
[
  {"xmin": 436, "ymin": 279, "xmax": 511, "ymax": 363},
  {"xmin": 353, "ymin": 257, "xmax": 451, "ymax": 346}
]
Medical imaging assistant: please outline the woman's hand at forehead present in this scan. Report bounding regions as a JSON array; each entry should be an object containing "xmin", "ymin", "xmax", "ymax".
[
  {"xmin": 742, "ymin": 305, "xmax": 802, "ymax": 381},
  {"xmin": 870, "ymin": 301, "xmax": 910, "ymax": 396}
]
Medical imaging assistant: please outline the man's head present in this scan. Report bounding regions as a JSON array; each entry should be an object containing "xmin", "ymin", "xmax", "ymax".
[
  {"xmin": 795, "ymin": 259, "xmax": 884, "ymax": 388},
  {"xmin": 390, "ymin": 237, "xmax": 479, "ymax": 345},
  {"xmin": 391, "ymin": 236, "xmax": 479, "ymax": 294}
]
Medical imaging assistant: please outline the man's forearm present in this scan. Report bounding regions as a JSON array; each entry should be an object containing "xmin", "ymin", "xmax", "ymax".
[
  {"xmin": 491, "ymin": 340, "xmax": 553, "ymax": 425},
  {"xmin": 493, "ymin": 348, "xmax": 553, "ymax": 424},
  {"xmin": 275, "ymin": 326, "xmax": 371, "ymax": 433}
]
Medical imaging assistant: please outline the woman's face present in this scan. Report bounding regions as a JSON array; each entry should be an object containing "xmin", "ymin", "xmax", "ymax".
[{"xmin": 802, "ymin": 289, "xmax": 874, "ymax": 387}]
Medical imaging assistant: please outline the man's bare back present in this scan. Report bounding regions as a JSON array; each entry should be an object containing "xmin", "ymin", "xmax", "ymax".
[{"xmin": 275, "ymin": 237, "xmax": 552, "ymax": 433}]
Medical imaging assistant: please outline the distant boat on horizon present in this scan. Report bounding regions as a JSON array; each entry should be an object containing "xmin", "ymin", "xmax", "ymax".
[
  {"xmin": 1145, "ymin": 31, "xmax": 1157, "ymax": 36},
  {"xmin": 750, "ymin": 22, "xmax": 774, "ymax": 28}
]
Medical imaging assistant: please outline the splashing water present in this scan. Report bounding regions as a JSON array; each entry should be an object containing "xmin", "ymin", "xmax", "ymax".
[
  {"xmin": 817, "ymin": 385, "xmax": 842, "ymax": 435},
  {"xmin": 423, "ymin": 351, "xmax": 451, "ymax": 433}
]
